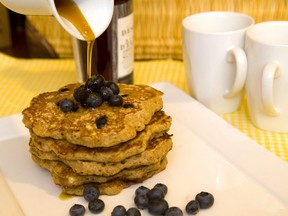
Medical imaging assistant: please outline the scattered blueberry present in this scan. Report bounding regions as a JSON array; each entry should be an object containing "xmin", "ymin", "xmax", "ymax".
[
  {"xmin": 68, "ymin": 179, "xmax": 215, "ymax": 216},
  {"xmin": 153, "ymin": 183, "xmax": 168, "ymax": 196},
  {"xmin": 69, "ymin": 204, "xmax": 85, "ymax": 216},
  {"xmin": 111, "ymin": 205, "xmax": 126, "ymax": 216},
  {"xmin": 126, "ymin": 207, "xmax": 141, "ymax": 216},
  {"xmin": 57, "ymin": 99, "xmax": 78, "ymax": 113},
  {"xmin": 195, "ymin": 191, "xmax": 214, "ymax": 209},
  {"xmin": 109, "ymin": 95, "xmax": 123, "ymax": 106},
  {"xmin": 185, "ymin": 200, "xmax": 200, "ymax": 215},
  {"xmin": 148, "ymin": 199, "xmax": 169, "ymax": 215},
  {"xmin": 135, "ymin": 185, "xmax": 150, "ymax": 196},
  {"xmin": 147, "ymin": 187, "xmax": 165, "ymax": 200},
  {"xmin": 134, "ymin": 194, "xmax": 149, "ymax": 209},
  {"xmin": 96, "ymin": 115, "xmax": 108, "ymax": 129},
  {"xmin": 164, "ymin": 207, "xmax": 183, "ymax": 216},
  {"xmin": 83, "ymin": 184, "xmax": 100, "ymax": 202},
  {"xmin": 135, "ymin": 185, "xmax": 150, "ymax": 197},
  {"xmin": 88, "ymin": 198, "xmax": 105, "ymax": 213}
]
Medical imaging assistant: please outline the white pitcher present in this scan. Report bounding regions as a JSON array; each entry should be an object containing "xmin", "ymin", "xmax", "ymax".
[{"xmin": 0, "ymin": 0, "xmax": 114, "ymax": 40}]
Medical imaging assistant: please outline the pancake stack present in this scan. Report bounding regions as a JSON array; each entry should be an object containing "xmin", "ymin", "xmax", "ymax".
[{"xmin": 22, "ymin": 80, "xmax": 173, "ymax": 196}]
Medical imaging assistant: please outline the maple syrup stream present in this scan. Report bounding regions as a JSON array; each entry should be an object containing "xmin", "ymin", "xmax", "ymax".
[{"xmin": 55, "ymin": 0, "xmax": 95, "ymax": 79}]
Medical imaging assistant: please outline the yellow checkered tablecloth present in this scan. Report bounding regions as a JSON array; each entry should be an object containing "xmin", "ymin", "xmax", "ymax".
[{"xmin": 0, "ymin": 53, "xmax": 287, "ymax": 163}]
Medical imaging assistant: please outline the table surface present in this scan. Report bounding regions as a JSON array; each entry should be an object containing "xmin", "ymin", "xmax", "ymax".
[{"xmin": 0, "ymin": 52, "xmax": 287, "ymax": 163}]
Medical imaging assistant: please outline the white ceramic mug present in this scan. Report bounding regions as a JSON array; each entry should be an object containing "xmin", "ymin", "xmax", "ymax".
[
  {"xmin": 182, "ymin": 12, "xmax": 254, "ymax": 114},
  {"xmin": 245, "ymin": 21, "xmax": 288, "ymax": 132},
  {"xmin": 0, "ymin": 0, "xmax": 113, "ymax": 40}
]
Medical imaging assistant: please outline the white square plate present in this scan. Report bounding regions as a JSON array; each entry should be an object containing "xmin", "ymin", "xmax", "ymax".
[{"xmin": 1, "ymin": 82, "xmax": 288, "ymax": 216}]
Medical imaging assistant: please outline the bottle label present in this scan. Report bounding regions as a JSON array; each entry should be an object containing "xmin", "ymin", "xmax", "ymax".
[{"xmin": 117, "ymin": 12, "xmax": 134, "ymax": 79}]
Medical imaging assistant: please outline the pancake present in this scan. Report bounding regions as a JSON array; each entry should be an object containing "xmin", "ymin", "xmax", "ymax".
[
  {"xmin": 29, "ymin": 111, "xmax": 172, "ymax": 163},
  {"xmin": 30, "ymin": 134, "xmax": 173, "ymax": 176},
  {"xmin": 33, "ymin": 157, "xmax": 168, "ymax": 196},
  {"xmin": 22, "ymin": 80, "xmax": 173, "ymax": 196},
  {"xmin": 62, "ymin": 180, "xmax": 136, "ymax": 196},
  {"xmin": 62, "ymin": 180, "xmax": 135, "ymax": 196},
  {"xmin": 22, "ymin": 83, "xmax": 163, "ymax": 148},
  {"xmin": 31, "ymin": 155, "xmax": 168, "ymax": 185}
]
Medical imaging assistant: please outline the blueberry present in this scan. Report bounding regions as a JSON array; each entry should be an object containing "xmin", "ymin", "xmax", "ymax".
[
  {"xmin": 111, "ymin": 205, "xmax": 126, "ymax": 216},
  {"xmin": 195, "ymin": 191, "xmax": 214, "ymax": 209},
  {"xmin": 123, "ymin": 103, "xmax": 135, "ymax": 108},
  {"xmin": 59, "ymin": 87, "xmax": 69, "ymax": 92},
  {"xmin": 57, "ymin": 99, "xmax": 78, "ymax": 113},
  {"xmin": 108, "ymin": 95, "xmax": 123, "ymax": 106},
  {"xmin": 134, "ymin": 194, "xmax": 149, "ymax": 209},
  {"xmin": 74, "ymin": 85, "xmax": 90, "ymax": 103},
  {"xmin": 88, "ymin": 198, "xmax": 105, "ymax": 213},
  {"xmin": 105, "ymin": 81, "xmax": 120, "ymax": 95},
  {"xmin": 100, "ymin": 86, "xmax": 114, "ymax": 101},
  {"xmin": 86, "ymin": 75, "xmax": 105, "ymax": 91},
  {"xmin": 120, "ymin": 94, "xmax": 129, "ymax": 97},
  {"xmin": 135, "ymin": 185, "xmax": 150, "ymax": 197},
  {"xmin": 69, "ymin": 204, "xmax": 85, "ymax": 216},
  {"xmin": 83, "ymin": 184, "xmax": 100, "ymax": 202},
  {"xmin": 85, "ymin": 93, "xmax": 103, "ymax": 108},
  {"xmin": 153, "ymin": 183, "xmax": 168, "ymax": 196},
  {"xmin": 96, "ymin": 115, "xmax": 108, "ymax": 129},
  {"xmin": 185, "ymin": 200, "xmax": 200, "ymax": 215},
  {"xmin": 147, "ymin": 187, "xmax": 165, "ymax": 200},
  {"xmin": 126, "ymin": 207, "xmax": 141, "ymax": 216},
  {"xmin": 148, "ymin": 199, "xmax": 169, "ymax": 215},
  {"xmin": 164, "ymin": 207, "xmax": 183, "ymax": 216}
]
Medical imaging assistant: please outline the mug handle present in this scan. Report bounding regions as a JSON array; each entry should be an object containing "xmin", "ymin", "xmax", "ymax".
[
  {"xmin": 262, "ymin": 62, "xmax": 281, "ymax": 116},
  {"xmin": 224, "ymin": 48, "xmax": 247, "ymax": 98}
]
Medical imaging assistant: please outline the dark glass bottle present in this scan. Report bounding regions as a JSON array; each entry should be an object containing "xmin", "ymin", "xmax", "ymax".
[
  {"xmin": 8, "ymin": 11, "xmax": 29, "ymax": 58},
  {"xmin": 91, "ymin": 0, "xmax": 133, "ymax": 83}
]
